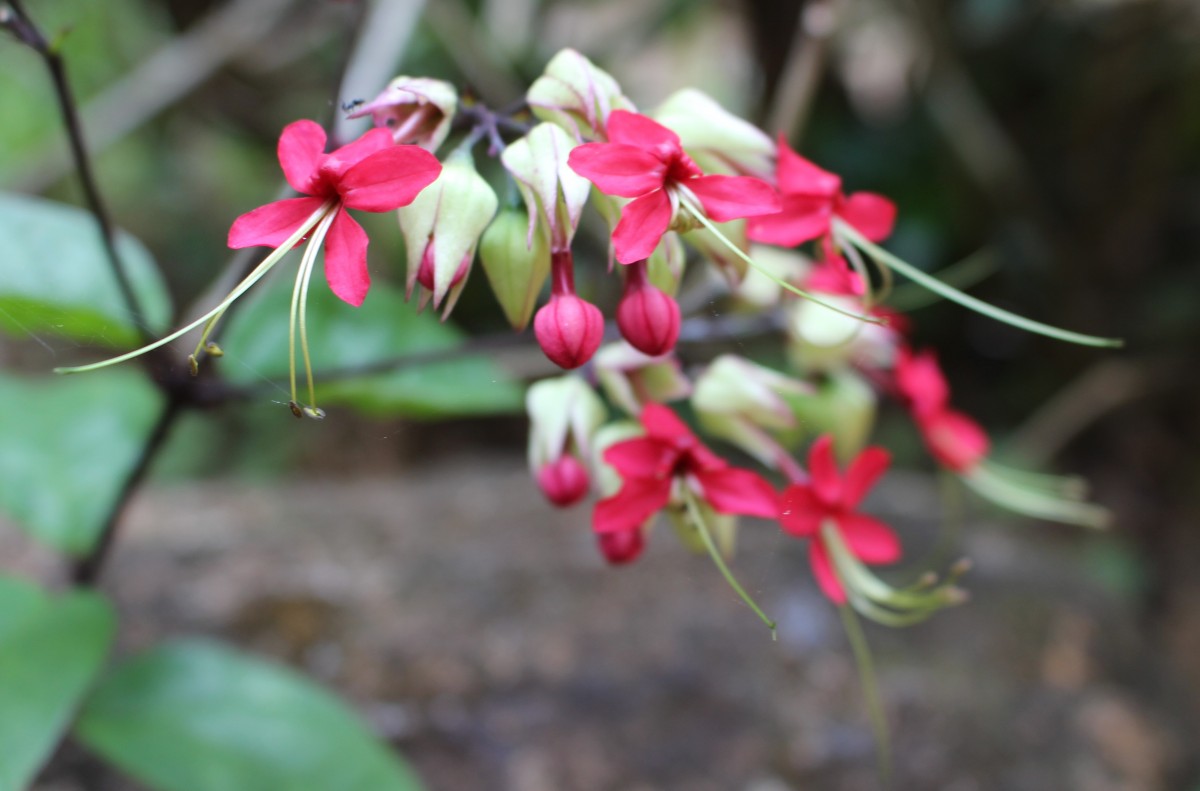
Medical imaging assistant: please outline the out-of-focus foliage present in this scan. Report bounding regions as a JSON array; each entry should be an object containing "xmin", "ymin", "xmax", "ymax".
[
  {"xmin": 0, "ymin": 369, "xmax": 162, "ymax": 554},
  {"xmin": 0, "ymin": 192, "xmax": 171, "ymax": 347},
  {"xmin": 0, "ymin": 577, "xmax": 115, "ymax": 791},
  {"xmin": 75, "ymin": 639, "xmax": 426, "ymax": 791}
]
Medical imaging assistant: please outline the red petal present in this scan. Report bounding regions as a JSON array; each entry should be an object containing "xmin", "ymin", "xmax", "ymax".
[
  {"xmin": 839, "ymin": 513, "xmax": 901, "ymax": 564},
  {"xmin": 895, "ymin": 347, "xmax": 949, "ymax": 417},
  {"xmin": 807, "ymin": 435, "xmax": 842, "ymax": 507},
  {"xmin": 277, "ymin": 120, "xmax": 327, "ymax": 195},
  {"xmin": 640, "ymin": 402, "xmax": 694, "ymax": 444},
  {"xmin": 612, "ymin": 189, "xmax": 672, "ymax": 264},
  {"xmin": 339, "ymin": 145, "xmax": 443, "ymax": 212},
  {"xmin": 696, "ymin": 467, "xmax": 778, "ymax": 519},
  {"xmin": 921, "ymin": 409, "xmax": 990, "ymax": 473},
  {"xmin": 568, "ymin": 143, "xmax": 667, "ymax": 197},
  {"xmin": 810, "ymin": 540, "xmax": 847, "ymax": 604},
  {"xmin": 775, "ymin": 136, "xmax": 841, "ymax": 197},
  {"xmin": 323, "ymin": 209, "xmax": 370, "ymax": 306},
  {"xmin": 321, "ymin": 128, "xmax": 395, "ymax": 179},
  {"xmin": 842, "ymin": 447, "xmax": 891, "ymax": 508},
  {"xmin": 593, "ymin": 477, "xmax": 672, "ymax": 534},
  {"xmin": 606, "ymin": 110, "xmax": 682, "ymax": 161},
  {"xmin": 603, "ymin": 436, "xmax": 676, "ymax": 478},
  {"xmin": 745, "ymin": 194, "xmax": 833, "ymax": 247},
  {"xmin": 839, "ymin": 192, "xmax": 896, "ymax": 242},
  {"xmin": 687, "ymin": 175, "xmax": 781, "ymax": 222},
  {"xmin": 779, "ymin": 484, "xmax": 824, "ymax": 538},
  {"xmin": 227, "ymin": 197, "xmax": 326, "ymax": 249}
]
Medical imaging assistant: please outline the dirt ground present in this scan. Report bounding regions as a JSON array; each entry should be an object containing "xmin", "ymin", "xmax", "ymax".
[{"xmin": 7, "ymin": 446, "xmax": 1198, "ymax": 791}]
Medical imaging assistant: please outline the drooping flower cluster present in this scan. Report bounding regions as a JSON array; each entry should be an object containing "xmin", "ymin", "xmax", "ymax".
[{"xmin": 60, "ymin": 48, "xmax": 1116, "ymax": 630}]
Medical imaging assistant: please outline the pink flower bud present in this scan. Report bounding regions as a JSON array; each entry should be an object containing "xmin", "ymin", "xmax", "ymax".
[
  {"xmin": 534, "ymin": 293, "xmax": 604, "ymax": 369},
  {"xmin": 597, "ymin": 528, "xmax": 645, "ymax": 565},
  {"xmin": 616, "ymin": 261, "xmax": 680, "ymax": 357},
  {"xmin": 920, "ymin": 409, "xmax": 990, "ymax": 473},
  {"xmin": 536, "ymin": 455, "xmax": 591, "ymax": 507}
]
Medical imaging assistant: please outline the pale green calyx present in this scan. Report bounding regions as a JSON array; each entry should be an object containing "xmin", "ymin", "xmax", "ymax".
[
  {"xmin": 526, "ymin": 375, "xmax": 607, "ymax": 473},
  {"xmin": 527, "ymin": 48, "xmax": 635, "ymax": 140},
  {"xmin": 591, "ymin": 420, "xmax": 644, "ymax": 497},
  {"xmin": 786, "ymin": 369, "xmax": 878, "ymax": 460},
  {"xmin": 350, "ymin": 76, "xmax": 458, "ymax": 153},
  {"xmin": 398, "ymin": 150, "xmax": 498, "ymax": 317},
  {"xmin": 479, "ymin": 207, "xmax": 551, "ymax": 331},
  {"xmin": 654, "ymin": 88, "xmax": 775, "ymax": 178},
  {"xmin": 500, "ymin": 122, "xmax": 591, "ymax": 250},
  {"xmin": 594, "ymin": 342, "xmax": 692, "ymax": 416},
  {"xmin": 736, "ymin": 245, "xmax": 809, "ymax": 307}
]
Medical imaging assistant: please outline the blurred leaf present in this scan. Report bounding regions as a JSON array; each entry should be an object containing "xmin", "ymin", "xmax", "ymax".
[
  {"xmin": 0, "ymin": 578, "xmax": 116, "ymax": 791},
  {"xmin": 0, "ymin": 191, "xmax": 171, "ymax": 348},
  {"xmin": 0, "ymin": 369, "xmax": 163, "ymax": 554},
  {"xmin": 76, "ymin": 639, "xmax": 425, "ymax": 791},
  {"xmin": 218, "ymin": 271, "xmax": 522, "ymax": 417}
]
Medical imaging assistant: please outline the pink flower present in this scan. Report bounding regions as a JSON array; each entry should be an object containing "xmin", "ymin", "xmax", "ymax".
[
  {"xmin": 594, "ymin": 403, "xmax": 779, "ymax": 538},
  {"xmin": 533, "ymin": 251, "xmax": 604, "ymax": 369},
  {"xmin": 229, "ymin": 120, "xmax": 441, "ymax": 306},
  {"xmin": 536, "ymin": 455, "xmax": 591, "ymax": 507},
  {"xmin": 567, "ymin": 110, "xmax": 780, "ymax": 264},
  {"xmin": 779, "ymin": 436, "xmax": 901, "ymax": 604},
  {"xmin": 747, "ymin": 136, "xmax": 896, "ymax": 251},
  {"xmin": 894, "ymin": 347, "xmax": 990, "ymax": 472}
]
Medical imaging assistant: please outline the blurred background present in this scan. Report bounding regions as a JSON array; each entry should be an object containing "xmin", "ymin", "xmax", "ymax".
[{"xmin": 1, "ymin": 0, "xmax": 1198, "ymax": 788}]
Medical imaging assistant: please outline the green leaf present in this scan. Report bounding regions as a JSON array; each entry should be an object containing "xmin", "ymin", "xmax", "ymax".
[
  {"xmin": 217, "ymin": 271, "xmax": 522, "ymax": 418},
  {"xmin": 0, "ymin": 191, "xmax": 171, "ymax": 348},
  {"xmin": 0, "ymin": 578, "xmax": 116, "ymax": 791},
  {"xmin": 76, "ymin": 639, "xmax": 425, "ymax": 791},
  {"xmin": 0, "ymin": 369, "xmax": 164, "ymax": 554}
]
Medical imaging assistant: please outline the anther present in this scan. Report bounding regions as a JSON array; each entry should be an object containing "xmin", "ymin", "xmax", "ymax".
[{"xmin": 288, "ymin": 400, "xmax": 304, "ymax": 419}]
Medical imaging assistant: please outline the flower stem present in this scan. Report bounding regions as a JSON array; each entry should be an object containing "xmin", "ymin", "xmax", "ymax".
[
  {"xmin": 838, "ymin": 602, "xmax": 893, "ymax": 784},
  {"xmin": 683, "ymin": 489, "xmax": 777, "ymax": 638},
  {"xmin": 55, "ymin": 200, "xmax": 335, "ymax": 375},
  {"xmin": 678, "ymin": 200, "xmax": 885, "ymax": 326},
  {"xmin": 833, "ymin": 219, "xmax": 1123, "ymax": 348}
]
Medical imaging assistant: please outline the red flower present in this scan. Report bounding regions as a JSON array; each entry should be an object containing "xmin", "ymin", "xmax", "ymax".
[
  {"xmin": 894, "ymin": 347, "xmax": 990, "ymax": 472},
  {"xmin": 567, "ymin": 110, "xmax": 780, "ymax": 264},
  {"xmin": 747, "ymin": 136, "xmax": 896, "ymax": 251},
  {"xmin": 229, "ymin": 120, "xmax": 441, "ymax": 306},
  {"xmin": 616, "ymin": 261, "xmax": 680, "ymax": 356},
  {"xmin": 779, "ymin": 436, "xmax": 900, "ymax": 604},
  {"xmin": 594, "ymin": 403, "xmax": 779, "ymax": 537}
]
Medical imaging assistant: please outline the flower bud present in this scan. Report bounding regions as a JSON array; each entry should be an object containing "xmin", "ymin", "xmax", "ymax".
[
  {"xmin": 594, "ymin": 342, "xmax": 691, "ymax": 416},
  {"xmin": 536, "ymin": 455, "xmax": 591, "ymax": 507},
  {"xmin": 501, "ymin": 123, "xmax": 591, "ymax": 250},
  {"xmin": 616, "ymin": 261, "xmax": 680, "ymax": 357},
  {"xmin": 919, "ymin": 409, "xmax": 990, "ymax": 473},
  {"xmin": 479, "ymin": 207, "xmax": 551, "ymax": 330},
  {"xmin": 653, "ymin": 89, "xmax": 775, "ymax": 178},
  {"xmin": 597, "ymin": 527, "xmax": 645, "ymax": 565},
  {"xmin": 398, "ymin": 150, "xmax": 498, "ymax": 318},
  {"xmin": 534, "ymin": 293, "xmax": 604, "ymax": 369},
  {"xmin": 348, "ymin": 76, "xmax": 457, "ymax": 153},
  {"xmin": 527, "ymin": 48, "xmax": 634, "ymax": 140}
]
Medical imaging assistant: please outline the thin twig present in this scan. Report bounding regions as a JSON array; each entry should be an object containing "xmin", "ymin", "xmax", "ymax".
[{"xmin": 2, "ymin": 0, "xmax": 148, "ymax": 340}]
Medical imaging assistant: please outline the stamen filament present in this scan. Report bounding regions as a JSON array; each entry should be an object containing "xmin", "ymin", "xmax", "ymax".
[
  {"xmin": 833, "ymin": 219, "xmax": 1123, "ymax": 348},
  {"xmin": 682, "ymin": 488, "xmax": 777, "ymax": 638},
  {"xmin": 837, "ymin": 602, "xmax": 892, "ymax": 784},
  {"xmin": 56, "ymin": 199, "xmax": 337, "ymax": 375},
  {"xmin": 288, "ymin": 209, "xmax": 337, "ymax": 412},
  {"xmin": 676, "ymin": 200, "xmax": 885, "ymax": 327},
  {"xmin": 298, "ymin": 211, "xmax": 336, "ymax": 412},
  {"xmin": 961, "ymin": 463, "xmax": 1110, "ymax": 528}
]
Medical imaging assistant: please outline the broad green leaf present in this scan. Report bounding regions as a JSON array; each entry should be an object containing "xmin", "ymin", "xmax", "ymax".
[
  {"xmin": 217, "ymin": 270, "xmax": 522, "ymax": 417},
  {"xmin": 0, "ymin": 369, "xmax": 164, "ymax": 554},
  {"xmin": 76, "ymin": 639, "xmax": 425, "ymax": 791},
  {"xmin": 0, "ymin": 578, "xmax": 116, "ymax": 791},
  {"xmin": 0, "ymin": 191, "xmax": 171, "ymax": 348}
]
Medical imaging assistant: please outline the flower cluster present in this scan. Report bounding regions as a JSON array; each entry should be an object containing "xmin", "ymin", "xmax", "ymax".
[{"xmin": 60, "ymin": 48, "xmax": 1115, "ymax": 630}]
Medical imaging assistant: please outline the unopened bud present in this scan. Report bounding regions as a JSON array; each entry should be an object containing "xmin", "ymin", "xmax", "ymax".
[
  {"xmin": 536, "ymin": 456, "xmax": 591, "ymax": 507},
  {"xmin": 527, "ymin": 48, "xmax": 634, "ymax": 140},
  {"xmin": 616, "ymin": 262, "xmax": 680, "ymax": 357},
  {"xmin": 653, "ymin": 89, "xmax": 775, "ymax": 178},
  {"xmin": 597, "ymin": 528, "xmax": 645, "ymax": 565},
  {"xmin": 534, "ymin": 293, "xmax": 604, "ymax": 369}
]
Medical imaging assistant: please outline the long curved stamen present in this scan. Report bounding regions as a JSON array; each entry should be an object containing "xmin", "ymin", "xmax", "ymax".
[
  {"xmin": 288, "ymin": 209, "xmax": 337, "ymax": 417},
  {"xmin": 676, "ymin": 199, "xmax": 885, "ymax": 326},
  {"xmin": 297, "ymin": 211, "xmax": 336, "ymax": 417},
  {"xmin": 56, "ymin": 199, "xmax": 337, "ymax": 375},
  {"xmin": 837, "ymin": 601, "xmax": 892, "ymax": 784},
  {"xmin": 960, "ymin": 461, "xmax": 1111, "ymax": 528},
  {"xmin": 832, "ymin": 218, "xmax": 1124, "ymax": 348},
  {"xmin": 682, "ymin": 487, "xmax": 777, "ymax": 639}
]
